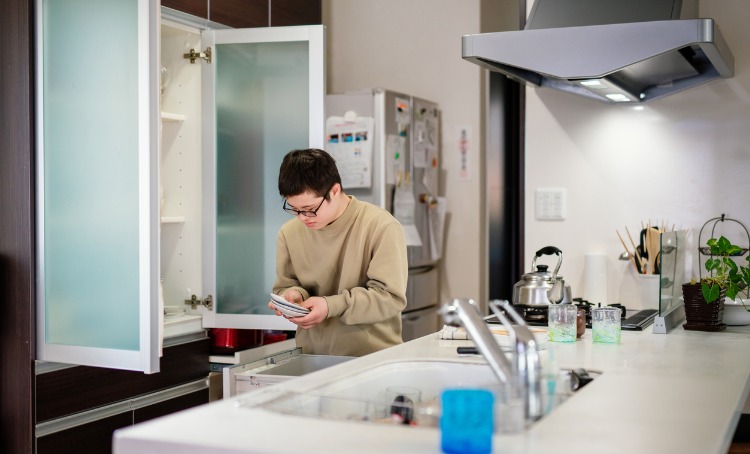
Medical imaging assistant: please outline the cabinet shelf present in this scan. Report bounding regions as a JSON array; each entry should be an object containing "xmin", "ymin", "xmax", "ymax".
[
  {"xmin": 160, "ymin": 112, "xmax": 186, "ymax": 122},
  {"xmin": 161, "ymin": 216, "xmax": 186, "ymax": 224}
]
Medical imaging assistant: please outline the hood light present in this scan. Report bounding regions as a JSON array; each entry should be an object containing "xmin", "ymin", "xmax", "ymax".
[
  {"xmin": 576, "ymin": 78, "xmax": 637, "ymax": 103},
  {"xmin": 580, "ymin": 80, "xmax": 605, "ymax": 88},
  {"xmin": 605, "ymin": 93, "xmax": 632, "ymax": 102}
]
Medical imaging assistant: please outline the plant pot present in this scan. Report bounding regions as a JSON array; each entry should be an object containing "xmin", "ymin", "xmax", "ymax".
[{"xmin": 682, "ymin": 283, "xmax": 727, "ymax": 332}]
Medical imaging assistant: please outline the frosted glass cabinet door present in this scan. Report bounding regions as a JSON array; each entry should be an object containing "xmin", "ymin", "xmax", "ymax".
[
  {"xmin": 202, "ymin": 26, "xmax": 325, "ymax": 329},
  {"xmin": 36, "ymin": 0, "xmax": 160, "ymax": 373}
]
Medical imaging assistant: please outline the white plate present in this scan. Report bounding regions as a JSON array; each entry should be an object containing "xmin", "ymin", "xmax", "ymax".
[
  {"xmin": 270, "ymin": 293, "xmax": 310, "ymax": 317},
  {"xmin": 270, "ymin": 293, "xmax": 291, "ymax": 305},
  {"xmin": 272, "ymin": 303, "xmax": 308, "ymax": 318},
  {"xmin": 272, "ymin": 301, "xmax": 309, "ymax": 314},
  {"xmin": 270, "ymin": 293, "xmax": 310, "ymax": 312},
  {"xmin": 270, "ymin": 293, "xmax": 303, "ymax": 308}
]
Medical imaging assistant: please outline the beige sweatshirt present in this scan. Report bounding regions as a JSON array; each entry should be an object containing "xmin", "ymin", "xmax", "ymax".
[{"xmin": 273, "ymin": 196, "xmax": 408, "ymax": 356}]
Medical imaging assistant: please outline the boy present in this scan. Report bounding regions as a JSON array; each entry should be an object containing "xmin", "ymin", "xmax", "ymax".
[{"xmin": 269, "ymin": 148, "xmax": 408, "ymax": 356}]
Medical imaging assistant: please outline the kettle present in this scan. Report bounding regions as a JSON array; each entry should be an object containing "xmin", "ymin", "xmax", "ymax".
[{"xmin": 512, "ymin": 246, "xmax": 573, "ymax": 307}]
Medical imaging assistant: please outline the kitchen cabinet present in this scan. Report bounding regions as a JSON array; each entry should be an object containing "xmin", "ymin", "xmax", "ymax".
[
  {"xmin": 160, "ymin": 16, "xmax": 325, "ymax": 333},
  {"xmin": 35, "ymin": 334, "xmax": 210, "ymax": 454},
  {"xmin": 9, "ymin": 0, "xmax": 321, "ymax": 452},
  {"xmin": 36, "ymin": 0, "xmax": 325, "ymax": 374},
  {"xmin": 160, "ymin": 0, "xmax": 322, "ymax": 28}
]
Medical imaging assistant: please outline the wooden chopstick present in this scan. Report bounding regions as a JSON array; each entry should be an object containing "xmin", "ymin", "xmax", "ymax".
[
  {"xmin": 616, "ymin": 229, "xmax": 638, "ymax": 272},
  {"xmin": 625, "ymin": 226, "xmax": 646, "ymax": 274}
]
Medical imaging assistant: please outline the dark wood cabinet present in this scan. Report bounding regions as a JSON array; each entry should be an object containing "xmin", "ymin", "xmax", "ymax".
[
  {"xmin": 161, "ymin": 0, "xmax": 321, "ymax": 28},
  {"xmin": 37, "ymin": 337, "xmax": 209, "ymax": 423},
  {"xmin": 210, "ymin": 0, "xmax": 269, "ymax": 28},
  {"xmin": 35, "ymin": 336, "xmax": 210, "ymax": 454},
  {"xmin": 36, "ymin": 412, "xmax": 133, "ymax": 454},
  {"xmin": 270, "ymin": 0, "xmax": 322, "ymax": 26},
  {"xmin": 133, "ymin": 388, "xmax": 210, "ymax": 424},
  {"xmin": 162, "ymin": 0, "xmax": 208, "ymax": 19},
  {"xmin": 36, "ymin": 388, "xmax": 209, "ymax": 454}
]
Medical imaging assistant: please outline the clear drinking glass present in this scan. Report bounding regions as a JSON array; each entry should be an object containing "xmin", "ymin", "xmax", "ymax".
[
  {"xmin": 547, "ymin": 304, "xmax": 578, "ymax": 342},
  {"xmin": 592, "ymin": 306, "xmax": 622, "ymax": 343},
  {"xmin": 494, "ymin": 380, "xmax": 525, "ymax": 434}
]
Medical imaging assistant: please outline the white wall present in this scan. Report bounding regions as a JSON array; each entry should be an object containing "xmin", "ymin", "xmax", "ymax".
[
  {"xmin": 323, "ymin": 0, "xmax": 489, "ymax": 303},
  {"xmin": 525, "ymin": 0, "xmax": 750, "ymax": 307},
  {"xmin": 324, "ymin": 0, "xmax": 750, "ymax": 309}
]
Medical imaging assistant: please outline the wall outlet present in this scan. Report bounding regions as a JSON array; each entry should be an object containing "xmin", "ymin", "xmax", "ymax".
[{"xmin": 535, "ymin": 188, "xmax": 566, "ymax": 220}]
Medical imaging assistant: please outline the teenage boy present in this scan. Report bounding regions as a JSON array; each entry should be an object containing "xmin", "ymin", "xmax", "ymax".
[{"xmin": 269, "ymin": 148, "xmax": 408, "ymax": 356}]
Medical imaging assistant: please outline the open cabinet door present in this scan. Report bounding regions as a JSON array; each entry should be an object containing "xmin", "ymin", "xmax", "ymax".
[
  {"xmin": 36, "ymin": 0, "xmax": 160, "ymax": 373},
  {"xmin": 201, "ymin": 26, "xmax": 325, "ymax": 329}
]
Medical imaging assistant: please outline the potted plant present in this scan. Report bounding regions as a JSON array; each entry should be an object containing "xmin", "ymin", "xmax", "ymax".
[
  {"xmin": 723, "ymin": 250, "xmax": 750, "ymax": 325},
  {"xmin": 683, "ymin": 216, "xmax": 750, "ymax": 331}
]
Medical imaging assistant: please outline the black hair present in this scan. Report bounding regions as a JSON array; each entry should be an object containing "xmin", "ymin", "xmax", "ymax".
[{"xmin": 278, "ymin": 148, "xmax": 343, "ymax": 199}]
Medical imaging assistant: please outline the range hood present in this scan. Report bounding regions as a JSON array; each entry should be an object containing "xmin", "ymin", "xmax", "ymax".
[{"xmin": 462, "ymin": 0, "xmax": 734, "ymax": 104}]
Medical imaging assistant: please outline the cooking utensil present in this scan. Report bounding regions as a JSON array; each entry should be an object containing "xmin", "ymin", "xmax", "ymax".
[
  {"xmin": 636, "ymin": 226, "xmax": 664, "ymax": 275},
  {"xmin": 616, "ymin": 230, "xmax": 639, "ymax": 272},
  {"xmin": 512, "ymin": 246, "xmax": 572, "ymax": 307},
  {"xmin": 625, "ymin": 226, "xmax": 646, "ymax": 273}
]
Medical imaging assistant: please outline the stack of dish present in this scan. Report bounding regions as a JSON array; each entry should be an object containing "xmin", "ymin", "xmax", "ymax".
[{"xmin": 270, "ymin": 293, "xmax": 310, "ymax": 318}]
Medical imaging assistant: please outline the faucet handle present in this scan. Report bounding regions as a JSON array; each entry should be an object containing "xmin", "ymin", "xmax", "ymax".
[
  {"xmin": 489, "ymin": 300, "xmax": 528, "ymax": 326},
  {"xmin": 442, "ymin": 298, "xmax": 479, "ymax": 326}
]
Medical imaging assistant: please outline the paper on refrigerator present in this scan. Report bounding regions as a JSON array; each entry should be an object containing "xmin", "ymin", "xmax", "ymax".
[
  {"xmin": 393, "ymin": 180, "xmax": 422, "ymax": 247},
  {"xmin": 325, "ymin": 114, "xmax": 374, "ymax": 189}
]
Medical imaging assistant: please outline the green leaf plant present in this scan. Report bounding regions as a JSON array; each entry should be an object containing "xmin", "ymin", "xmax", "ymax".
[{"xmin": 698, "ymin": 236, "xmax": 750, "ymax": 308}]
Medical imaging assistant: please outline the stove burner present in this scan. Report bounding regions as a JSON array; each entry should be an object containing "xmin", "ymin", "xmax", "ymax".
[
  {"xmin": 524, "ymin": 312, "xmax": 548, "ymax": 322},
  {"xmin": 511, "ymin": 300, "xmax": 628, "ymax": 328}
]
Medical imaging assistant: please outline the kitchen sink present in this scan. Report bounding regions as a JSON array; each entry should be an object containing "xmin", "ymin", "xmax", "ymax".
[
  {"xmin": 255, "ymin": 359, "xmax": 497, "ymax": 423},
  {"xmin": 241, "ymin": 358, "xmax": 589, "ymax": 430}
]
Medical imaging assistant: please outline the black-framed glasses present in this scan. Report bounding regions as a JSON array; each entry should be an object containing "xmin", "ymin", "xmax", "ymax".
[{"xmin": 282, "ymin": 185, "xmax": 333, "ymax": 217}]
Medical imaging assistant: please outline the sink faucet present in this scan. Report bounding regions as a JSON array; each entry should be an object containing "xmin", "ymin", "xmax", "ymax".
[{"xmin": 441, "ymin": 298, "xmax": 543, "ymax": 422}]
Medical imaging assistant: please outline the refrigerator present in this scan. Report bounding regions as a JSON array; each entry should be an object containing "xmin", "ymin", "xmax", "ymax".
[{"xmin": 326, "ymin": 89, "xmax": 444, "ymax": 341}]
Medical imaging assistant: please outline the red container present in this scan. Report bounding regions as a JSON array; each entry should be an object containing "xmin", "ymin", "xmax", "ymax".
[
  {"xmin": 209, "ymin": 328, "xmax": 263, "ymax": 355},
  {"xmin": 262, "ymin": 330, "xmax": 288, "ymax": 345}
]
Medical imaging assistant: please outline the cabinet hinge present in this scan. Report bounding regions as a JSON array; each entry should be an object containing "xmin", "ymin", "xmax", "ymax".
[
  {"xmin": 183, "ymin": 47, "xmax": 212, "ymax": 64},
  {"xmin": 185, "ymin": 294, "xmax": 213, "ymax": 311}
]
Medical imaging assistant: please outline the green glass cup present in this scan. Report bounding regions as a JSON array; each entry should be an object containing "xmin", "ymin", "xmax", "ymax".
[
  {"xmin": 547, "ymin": 304, "xmax": 578, "ymax": 342},
  {"xmin": 592, "ymin": 307, "xmax": 622, "ymax": 344}
]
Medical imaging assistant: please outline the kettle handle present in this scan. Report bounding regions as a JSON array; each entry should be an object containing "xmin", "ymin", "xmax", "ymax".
[
  {"xmin": 535, "ymin": 246, "xmax": 561, "ymax": 258},
  {"xmin": 531, "ymin": 246, "xmax": 563, "ymax": 277}
]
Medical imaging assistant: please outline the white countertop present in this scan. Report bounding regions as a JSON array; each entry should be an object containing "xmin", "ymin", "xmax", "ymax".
[{"xmin": 114, "ymin": 325, "xmax": 750, "ymax": 454}]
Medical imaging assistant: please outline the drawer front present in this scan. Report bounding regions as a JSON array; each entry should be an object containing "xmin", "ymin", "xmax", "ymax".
[
  {"xmin": 36, "ymin": 387, "xmax": 208, "ymax": 454},
  {"xmin": 402, "ymin": 306, "xmax": 440, "ymax": 342},
  {"xmin": 36, "ymin": 411, "xmax": 132, "ymax": 454},
  {"xmin": 133, "ymin": 388, "xmax": 208, "ymax": 424},
  {"xmin": 37, "ymin": 337, "xmax": 209, "ymax": 422},
  {"xmin": 406, "ymin": 266, "xmax": 439, "ymax": 312}
]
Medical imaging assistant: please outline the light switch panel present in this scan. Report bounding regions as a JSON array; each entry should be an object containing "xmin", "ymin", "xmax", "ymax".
[{"xmin": 535, "ymin": 188, "xmax": 566, "ymax": 220}]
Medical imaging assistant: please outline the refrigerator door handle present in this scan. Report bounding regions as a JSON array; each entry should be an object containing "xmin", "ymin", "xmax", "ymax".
[
  {"xmin": 408, "ymin": 265, "xmax": 435, "ymax": 275},
  {"xmin": 418, "ymin": 193, "xmax": 438, "ymax": 207}
]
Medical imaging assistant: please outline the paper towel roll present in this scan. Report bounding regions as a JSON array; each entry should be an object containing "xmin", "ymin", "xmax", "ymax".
[{"xmin": 584, "ymin": 253, "xmax": 608, "ymax": 304}]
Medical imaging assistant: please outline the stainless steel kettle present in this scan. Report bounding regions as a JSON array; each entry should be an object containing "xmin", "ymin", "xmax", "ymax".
[{"xmin": 512, "ymin": 246, "xmax": 573, "ymax": 307}]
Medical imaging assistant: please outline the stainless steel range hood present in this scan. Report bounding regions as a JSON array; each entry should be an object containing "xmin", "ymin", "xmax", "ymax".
[{"xmin": 462, "ymin": 0, "xmax": 734, "ymax": 104}]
